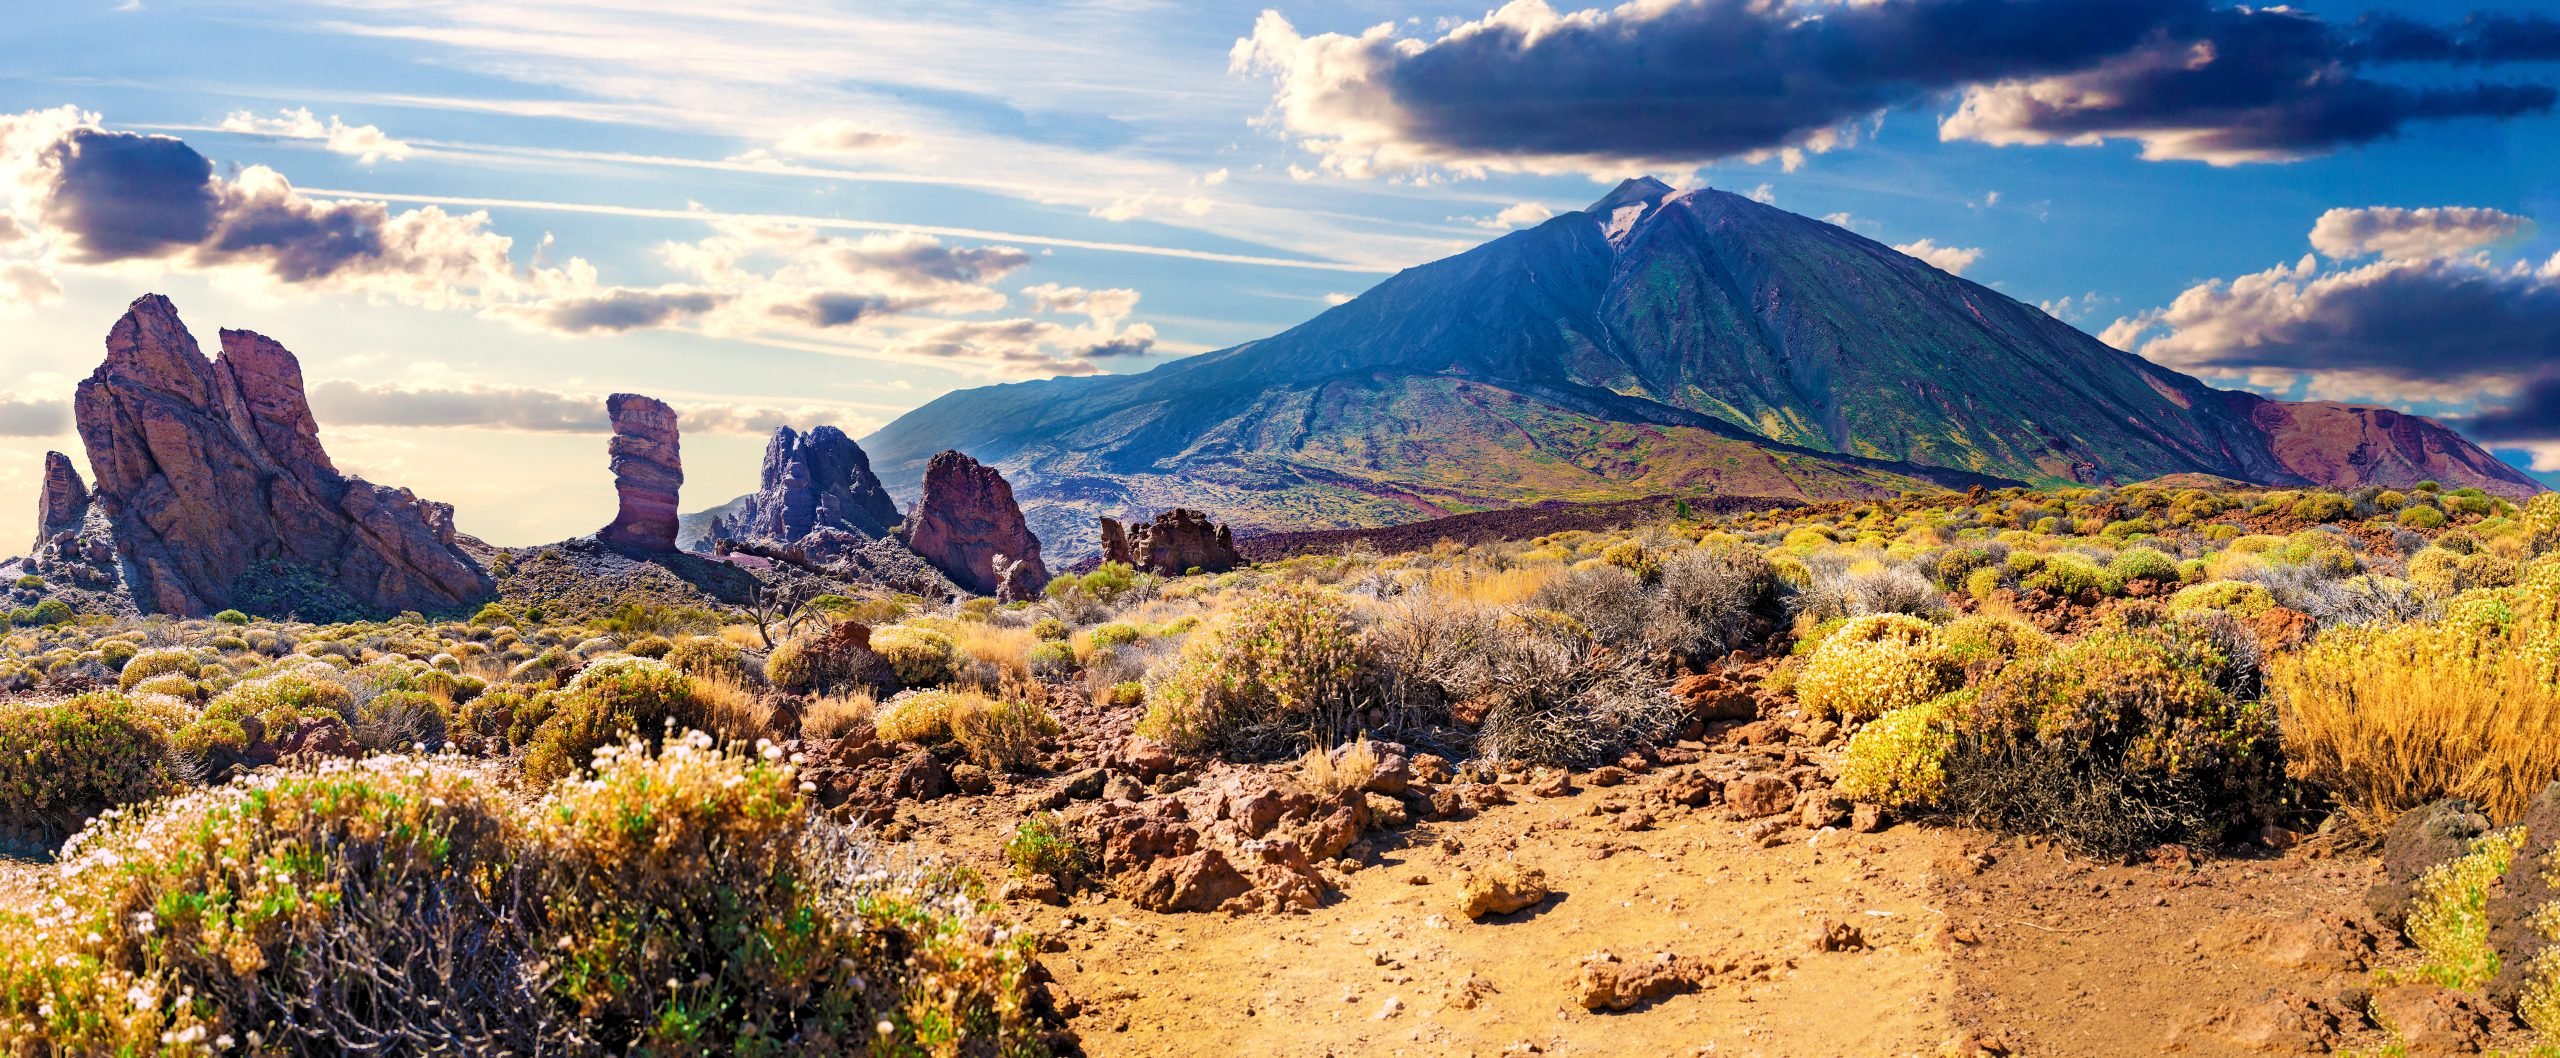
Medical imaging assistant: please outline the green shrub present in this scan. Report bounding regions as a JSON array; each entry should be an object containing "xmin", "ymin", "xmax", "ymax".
[
  {"xmin": 521, "ymin": 659, "xmax": 706, "ymax": 784},
  {"xmin": 875, "ymin": 689, "xmax": 966, "ymax": 744},
  {"xmin": 2107, "ymin": 547, "xmax": 2180, "ymax": 588},
  {"xmin": 625, "ymin": 633, "xmax": 674, "ymax": 658},
  {"xmin": 765, "ymin": 624, "xmax": 887, "ymax": 696},
  {"xmin": 1794, "ymin": 614, "xmax": 1955, "ymax": 722},
  {"xmin": 2290, "ymin": 492, "xmax": 2354, "ymax": 524},
  {"xmin": 952, "ymin": 695, "xmax": 1061, "ymax": 772},
  {"xmin": 1006, "ymin": 812, "xmax": 1089, "ymax": 884},
  {"xmin": 1138, "ymin": 582, "xmax": 1362, "ymax": 755},
  {"xmin": 1088, "ymin": 622, "xmax": 1144, "ymax": 649},
  {"xmin": 350, "ymin": 688, "xmax": 452, "ymax": 752},
  {"xmin": 1838, "ymin": 693, "xmax": 1961, "ymax": 809},
  {"xmin": 0, "ymin": 692, "xmax": 179, "ymax": 838},
  {"xmin": 2167, "ymin": 580, "xmax": 2276, "ymax": 619},
  {"xmin": 872, "ymin": 624, "xmax": 963, "ymax": 686},
  {"xmin": 470, "ymin": 602, "xmax": 519, "ymax": 627},
  {"xmin": 1027, "ymin": 640, "xmax": 1077, "ymax": 680},
  {"xmin": 1939, "ymin": 614, "xmax": 2051, "ymax": 681},
  {"xmin": 2406, "ymin": 827, "xmax": 2527, "ymax": 989},
  {"xmin": 1031, "ymin": 617, "xmax": 1070, "ymax": 641},
  {"xmin": 2022, "ymin": 553, "xmax": 2110, "ymax": 598},
  {"xmin": 213, "ymin": 608, "xmax": 251, "ymax": 625},
  {"xmin": 2399, "ymin": 504, "xmax": 2451, "ymax": 530}
]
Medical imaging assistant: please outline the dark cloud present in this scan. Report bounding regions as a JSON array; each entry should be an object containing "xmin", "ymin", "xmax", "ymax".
[
  {"xmin": 529, "ymin": 289, "xmax": 729, "ymax": 334},
  {"xmin": 0, "ymin": 397, "xmax": 71, "ymax": 437},
  {"xmin": 2455, "ymin": 371, "xmax": 2560, "ymax": 444},
  {"xmin": 771, "ymin": 291, "xmax": 901, "ymax": 328},
  {"xmin": 1238, "ymin": 1, "xmax": 2560, "ymax": 173},
  {"xmin": 45, "ymin": 128, "xmax": 219, "ymax": 261},
  {"xmin": 202, "ymin": 187, "xmax": 390, "ymax": 282},
  {"xmin": 1075, "ymin": 332, "xmax": 1157, "ymax": 358},
  {"xmin": 2131, "ymin": 255, "xmax": 2560, "ymax": 381}
]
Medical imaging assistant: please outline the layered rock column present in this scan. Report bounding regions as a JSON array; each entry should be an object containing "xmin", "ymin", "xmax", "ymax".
[
  {"xmin": 600, "ymin": 393, "xmax": 683, "ymax": 552},
  {"xmin": 900, "ymin": 450, "xmax": 1050, "ymax": 599}
]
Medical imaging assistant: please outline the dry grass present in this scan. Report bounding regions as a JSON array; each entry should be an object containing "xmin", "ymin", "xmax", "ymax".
[
  {"xmin": 2273, "ymin": 620, "xmax": 2560, "ymax": 827},
  {"xmin": 802, "ymin": 690, "xmax": 876, "ymax": 740},
  {"xmin": 1300, "ymin": 735, "xmax": 1378, "ymax": 799},
  {"xmin": 718, "ymin": 623, "xmax": 767, "ymax": 651},
  {"xmin": 691, "ymin": 674, "xmax": 779, "ymax": 742},
  {"xmin": 944, "ymin": 622, "xmax": 1038, "ymax": 683},
  {"xmin": 1423, "ymin": 564, "xmax": 1559, "ymax": 607}
]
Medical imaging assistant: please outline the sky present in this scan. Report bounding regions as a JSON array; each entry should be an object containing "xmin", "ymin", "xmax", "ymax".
[{"xmin": 1, "ymin": 0, "xmax": 2556, "ymax": 548}]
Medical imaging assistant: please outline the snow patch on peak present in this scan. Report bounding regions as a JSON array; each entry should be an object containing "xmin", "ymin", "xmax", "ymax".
[{"xmin": 1602, "ymin": 202, "xmax": 1651, "ymax": 245}]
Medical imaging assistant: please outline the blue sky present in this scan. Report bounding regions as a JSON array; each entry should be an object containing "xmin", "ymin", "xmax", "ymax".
[{"xmin": 1, "ymin": 0, "xmax": 2555, "ymax": 546}]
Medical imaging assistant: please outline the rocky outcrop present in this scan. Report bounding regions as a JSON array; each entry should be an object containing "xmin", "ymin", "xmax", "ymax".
[
  {"xmin": 70, "ymin": 294, "xmax": 492, "ymax": 618},
  {"xmin": 2227, "ymin": 394, "xmax": 2547, "ymax": 499},
  {"xmin": 900, "ymin": 450, "xmax": 1049, "ymax": 599},
  {"xmin": 1099, "ymin": 508, "xmax": 1244, "ymax": 575},
  {"xmin": 34, "ymin": 452, "xmax": 87, "ymax": 550},
  {"xmin": 599, "ymin": 393, "xmax": 682, "ymax": 553},
  {"xmin": 714, "ymin": 425, "xmax": 900, "ymax": 544}
]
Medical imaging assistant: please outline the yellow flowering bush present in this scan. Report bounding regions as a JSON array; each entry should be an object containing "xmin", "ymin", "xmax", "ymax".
[
  {"xmin": 2407, "ymin": 827, "xmax": 2527, "ymax": 989},
  {"xmin": 1837, "ymin": 692, "xmax": 1960, "ymax": 808},
  {"xmin": 1794, "ymin": 613, "xmax": 1955, "ymax": 721},
  {"xmin": 0, "ymin": 692, "xmax": 180, "ymax": 840},
  {"xmin": 872, "ymin": 624, "xmax": 964, "ymax": 686},
  {"xmin": 875, "ymin": 688, "xmax": 970, "ymax": 744}
]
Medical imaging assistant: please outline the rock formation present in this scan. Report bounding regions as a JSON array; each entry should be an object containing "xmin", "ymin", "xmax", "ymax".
[
  {"xmin": 714, "ymin": 425, "xmax": 901, "ymax": 544},
  {"xmin": 599, "ymin": 393, "xmax": 682, "ymax": 553},
  {"xmin": 900, "ymin": 450, "xmax": 1049, "ymax": 599},
  {"xmin": 34, "ymin": 452, "xmax": 88, "ymax": 551},
  {"xmin": 70, "ymin": 294, "xmax": 492, "ymax": 617},
  {"xmin": 1099, "ymin": 508, "xmax": 1244, "ymax": 575}
]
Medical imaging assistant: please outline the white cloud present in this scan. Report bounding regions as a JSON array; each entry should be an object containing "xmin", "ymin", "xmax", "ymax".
[
  {"xmin": 1892, "ymin": 238, "xmax": 1983, "ymax": 275},
  {"xmin": 1467, "ymin": 201, "xmax": 1555, "ymax": 231},
  {"xmin": 2307, "ymin": 206, "xmax": 2531, "ymax": 262},
  {"xmin": 1091, "ymin": 193, "xmax": 1151, "ymax": 221},
  {"xmin": 220, "ymin": 108, "xmax": 413, "ymax": 164},
  {"xmin": 771, "ymin": 119, "xmax": 907, "ymax": 157},
  {"xmin": 1745, "ymin": 183, "xmax": 1776, "ymax": 205}
]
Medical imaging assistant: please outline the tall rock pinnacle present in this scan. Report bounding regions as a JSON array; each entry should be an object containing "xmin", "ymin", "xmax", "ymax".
[
  {"xmin": 599, "ymin": 393, "xmax": 682, "ymax": 552},
  {"xmin": 900, "ymin": 450, "xmax": 1049, "ymax": 600},
  {"xmin": 34, "ymin": 451, "xmax": 89, "ymax": 551},
  {"xmin": 716, "ymin": 424, "xmax": 902, "ymax": 544}
]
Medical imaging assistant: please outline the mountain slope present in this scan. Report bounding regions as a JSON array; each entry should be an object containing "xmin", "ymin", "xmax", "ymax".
[{"xmin": 865, "ymin": 178, "xmax": 2539, "ymax": 558}]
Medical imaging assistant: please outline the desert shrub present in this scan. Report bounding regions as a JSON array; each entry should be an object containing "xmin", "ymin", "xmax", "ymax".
[
  {"xmin": 349, "ymin": 688, "xmax": 450, "ymax": 752},
  {"xmin": 129, "ymin": 672, "xmax": 199, "ymax": 700},
  {"xmin": 1795, "ymin": 558, "xmax": 1948, "ymax": 623},
  {"xmin": 802, "ymin": 690, "xmax": 876, "ymax": 740},
  {"xmin": 1031, "ymin": 617, "xmax": 1070, "ymax": 641},
  {"xmin": 2406, "ymin": 827, "xmax": 2527, "ymax": 989},
  {"xmin": 2400, "ymin": 504, "xmax": 2451, "ymax": 530},
  {"xmin": 116, "ymin": 647, "xmax": 199, "ymax": 690},
  {"xmin": 662, "ymin": 635, "xmax": 748, "ymax": 683},
  {"xmin": 1938, "ymin": 614, "xmax": 2051, "ymax": 682},
  {"xmin": 1087, "ymin": 622, "xmax": 1143, "ymax": 650},
  {"xmin": 0, "ymin": 692, "xmax": 180, "ymax": 838},
  {"xmin": 951, "ymin": 695, "xmax": 1060, "ymax": 771},
  {"xmin": 1461, "ymin": 611, "xmax": 1685, "ymax": 768},
  {"xmin": 1795, "ymin": 614, "xmax": 1957, "ymax": 722},
  {"xmin": 97, "ymin": 639, "xmax": 138, "ymax": 671},
  {"xmin": 2108, "ymin": 547, "xmax": 2180, "ymax": 588},
  {"xmin": 766, "ymin": 624, "xmax": 890, "ymax": 696},
  {"xmin": 520, "ymin": 659, "xmax": 707, "ymax": 784},
  {"xmin": 453, "ymin": 686, "xmax": 533, "ymax": 749},
  {"xmin": 1530, "ymin": 564, "xmax": 1649, "ymax": 645},
  {"xmin": 213, "ymin": 608, "xmax": 250, "ymax": 625},
  {"xmin": 1940, "ymin": 620, "xmax": 2282, "ymax": 853},
  {"xmin": 1964, "ymin": 566, "xmax": 2004, "ymax": 603},
  {"xmin": 1006, "ymin": 812, "xmax": 1089, "ymax": 885},
  {"xmin": 1649, "ymin": 543, "xmax": 1775, "ymax": 658},
  {"xmin": 1838, "ymin": 693, "xmax": 1961, "ymax": 809},
  {"xmin": 872, "ymin": 624, "xmax": 963, "ymax": 686},
  {"xmin": 1027, "ymin": 640, "xmax": 1078, "ymax": 680},
  {"xmin": 2291, "ymin": 492, "xmax": 2355, "ymax": 524},
  {"xmin": 2168, "ymin": 580, "xmax": 2276, "ymax": 619},
  {"xmin": 1934, "ymin": 547, "xmax": 1997, "ymax": 588},
  {"xmin": 1301, "ymin": 735, "xmax": 1379, "ymax": 799},
  {"xmin": 2526, "ymin": 493, "xmax": 2560, "ymax": 556},
  {"xmin": 2022, "ymin": 553, "xmax": 2111, "ymax": 598},
  {"xmin": 470, "ymin": 602, "xmax": 519, "ymax": 627},
  {"xmin": 625, "ymin": 634, "xmax": 673, "ymax": 659},
  {"xmin": 1139, "ymin": 583, "xmax": 1363, "ymax": 757},
  {"xmin": 2272, "ymin": 579, "xmax": 2560, "ymax": 825},
  {"xmin": 875, "ymin": 688, "xmax": 969, "ymax": 744}
]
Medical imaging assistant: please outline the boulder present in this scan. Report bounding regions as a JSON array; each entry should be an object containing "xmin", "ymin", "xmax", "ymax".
[
  {"xmin": 2369, "ymin": 798, "xmax": 2492, "ymax": 929},
  {"xmin": 599, "ymin": 393, "xmax": 682, "ymax": 552},
  {"xmin": 70, "ymin": 295, "xmax": 492, "ymax": 617},
  {"xmin": 1456, "ymin": 862, "xmax": 1549, "ymax": 918},
  {"xmin": 2488, "ymin": 782, "xmax": 2560, "ymax": 1008},
  {"xmin": 901, "ymin": 450, "xmax": 1049, "ymax": 599},
  {"xmin": 1098, "ymin": 508, "xmax": 1244, "ymax": 575},
  {"xmin": 34, "ymin": 451, "xmax": 88, "ymax": 550},
  {"xmin": 714, "ymin": 425, "xmax": 901, "ymax": 544},
  {"xmin": 1725, "ymin": 773, "xmax": 1795, "ymax": 818}
]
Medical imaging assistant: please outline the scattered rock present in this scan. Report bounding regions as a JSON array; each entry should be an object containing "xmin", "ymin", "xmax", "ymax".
[
  {"xmin": 1098, "ymin": 508, "xmax": 1244, "ymax": 575},
  {"xmin": 2368, "ymin": 798, "xmax": 2492, "ymax": 929},
  {"xmin": 1063, "ymin": 767, "xmax": 1109, "ymax": 801},
  {"xmin": 1669, "ymin": 672, "xmax": 1758, "ymax": 721},
  {"xmin": 1851, "ymin": 802, "xmax": 1888, "ymax": 833},
  {"xmin": 1118, "ymin": 736, "xmax": 1176, "ymax": 779},
  {"xmin": 901, "ymin": 450, "xmax": 1051, "ymax": 599},
  {"xmin": 1457, "ymin": 863, "xmax": 1550, "ymax": 919},
  {"xmin": 950, "ymin": 762, "xmax": 995, "ymax": 795},
  {"xmin": 1122, "ymin": 848, "xmax": 1252, "ymax": 913},
  {"xmin": 2369, "ymin": 984, "xmax": 2496, "ymax": 1054},
  {"xmin": 1798, "ymin": 791, "xmax": 1850, "ymax": 830},
  {"xmin": 1572, "ymin": 951, "xmax": 1707, "ymax": 1011},
  {"xmin": 1807, "ymin": 920, "xmax": 1866, "ymax": 953},
  {"xmin": 1725, "ymin": 773, "xmax": 1794, "ymax": 818}
]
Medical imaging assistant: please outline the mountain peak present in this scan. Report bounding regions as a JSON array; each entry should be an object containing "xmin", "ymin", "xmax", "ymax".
[{"xmin": 1586, "ymin": 176, "xmax": 1674, "ymax": 214}]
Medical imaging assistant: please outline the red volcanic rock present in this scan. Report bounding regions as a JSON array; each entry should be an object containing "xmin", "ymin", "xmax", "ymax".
[
  {"xmin": 716, "ymin": 424, "xmax": 901, "ymax": 544},
  {"xmin": 34, "ymin": 451, "xmax": 87, "ymax": 550},
  {"xmin": 1099, "ymin": 508, "xmax": 1244, "ymax": 575},
  {"xmin": 70, "ymin": 294, "xmax": 492, "ymax": 617},
  {"xmin": 599, "ymin": 393, "xmax": 682, "ymax": 553},
  {"xmin": 900, "ymin": 450, "xmax": 1050, "ymax": 599}
]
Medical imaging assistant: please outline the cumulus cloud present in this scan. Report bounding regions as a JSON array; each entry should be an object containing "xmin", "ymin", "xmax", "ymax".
[
  {"xmin": 2308, "ymin": 205, "xmax": 2531, "ymax": 261},
  {"xmin": 0, "ymin": 396, "xmax": 70, "ymax": 436},
  {"xmin": 1467, "ymin": 201, "xmax": 1555, "ymax": 231},
  {"xmin": 1232, "ymin": 0, "xmax": 2560, "ymax": 177},
  {"xmin": 1894, "ymin": 238, "xmax": 1983, "ymax": 275},
  {"xmin": 2108, "ymin": 208, "xmax": 2560, "ymax": 461},
  {"xmin": 219, "ymin": 108, "xmax": 412, "ymax": 164},
  {"xmin": 307, "ymin": 381, "xmax": 848, "ymax": 435},
  {"xmin": 1, "ymin": 107, "xmax": 518, "ymax": 309}
]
